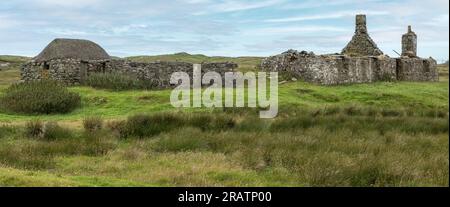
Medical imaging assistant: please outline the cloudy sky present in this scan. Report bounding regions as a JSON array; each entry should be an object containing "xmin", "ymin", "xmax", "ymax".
[{"xmin": 0, "ymin": 0, "xmax": 448, "ymax": 61}]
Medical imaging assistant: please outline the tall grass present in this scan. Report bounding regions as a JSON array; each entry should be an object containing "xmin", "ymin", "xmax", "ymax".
[
  {"xmin": 0, "ymin": 134, "xmax": 117, "ymax": 170},
  {"xmin": 0, "ymin": 108, "xmax": 448, "ymax": 186},
  {"xmin": 151, "ymin": 126, "xmax": 448, "ymax": 186},
  {"xmin": 113, "ymin": 113, "xmax": 237, "ymax": 138},
  {"xmin": 83, "ymin": 73, "xmax": 156, "ymax": 91}
]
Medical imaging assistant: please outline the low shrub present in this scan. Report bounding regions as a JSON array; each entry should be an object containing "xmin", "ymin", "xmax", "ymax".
[
  {"xmin": 83, "ymin": 116, "xmax": 103, "ymax": 133},
  {"xmin": 24, "ymin": 121, "xmax": 72, "ymax": 140},
  {"xmin": 106, "ymin": 120, "xmax": 128, "ymax": 138},
  {"xmin": 83, "ymin": 72, "xmax": 156, "ymax": 91},
  {"xmin": 123, "ymin": 113, "xmax": 184, "ymax": 138},
  {"xmin": 343, "ymin": 105, "xmax": 364, "ymax": 116},
  {"xmin": 189, "ymin": 114, "xmax": 235, "ymax": 131},
  {"xmin": 81, "ymin": 134, "xmax": 118, "ymax": 156},
  {"xmin": 42, "ymin": 122, "xmax": 73, "ymax": 141},
  {"xmin": 24, "ymin": 120, "xmax": 44, "ymax": 138},
  {"xmin": 320, "ymin": 106, "xmax": 341, "ymax": 116},
  {"xmin": 270, "ymin": 116, "xmax": 315, "ymax": 132},
  {"xmin": 117, "ymin": 113, "xmax": 236, "ymax": 139},
  {"xmin": 0, "ymin": 80, "xmax": 81, "ymax": 114},
  {"xmin": 380, "ymin": 108, "xmax": 404, "ymax": 117}
]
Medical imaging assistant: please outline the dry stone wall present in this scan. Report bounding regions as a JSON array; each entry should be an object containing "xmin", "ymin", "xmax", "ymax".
[
  {"xmin": 396, "ymin": 58, "xmax": 438, "ymax": 81},
  {"xmin": 21, "ymin": 59, "xmax": 238, "ymax": 88}
]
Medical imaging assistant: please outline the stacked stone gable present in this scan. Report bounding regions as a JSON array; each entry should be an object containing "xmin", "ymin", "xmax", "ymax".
[{"xmin": 342, "ymin": 15, "xmax": 383, "ymax": 56}]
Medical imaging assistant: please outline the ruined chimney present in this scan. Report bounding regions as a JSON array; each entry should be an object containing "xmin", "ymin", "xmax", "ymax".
[
  {"xmin": 342, "ymin": 14, "xmax": 383, "ymax": 56},
  {"xmin": 402, "ymin": 25, "xmax": 417, "ymax": 57},
  {"xmin": 355, "ymin": 14, "xmax": 367, "ymax": 34}
]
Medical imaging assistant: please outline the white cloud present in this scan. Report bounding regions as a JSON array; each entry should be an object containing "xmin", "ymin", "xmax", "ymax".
[
  {"xmin": 183, "ymin": 0, "xmax": 211, "ymax": 4},
  {"xmin": 111, "ymin": 24, "xmax": 149, "ymax": 34},
  {"xmin": 243, "ymin": 26, "xmax": 347, "ymax": 35},
  {"xmin": 265, "ymin": 10, "xmax": 389, "ymax": 23},
  {"xmin": 423, "ymin": 14, "xmax": 449, "ymax": 27},
  {"xmin": 194, "ymin": 0, "xmax": 285, "ymax": 15},
  {"xmin": 0, "ymin": 15, "xmax": 19, "ymax": 29},
  {"xmin": 44, "ymin": 28, "xmax": 89, "ymax": 36},
  {"xmin": 279, "ymin": 0, "xmax": 383, "ymax": 10},
  {"xmin": 37, "ymin": 0, "xmax": 105, "ymax": 8}
]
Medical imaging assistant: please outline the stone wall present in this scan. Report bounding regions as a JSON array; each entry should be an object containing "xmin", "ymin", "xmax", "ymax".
[
  {"xmin": 261, "ymin": 50, "xmax": 437, "ymax": 85},
  {"xmin": 21, "ymin": 59, "xmax": 238, "ymax": 88},
  {"xmin": 396, "ymin": 57, "xmax": 438, "ymax": 81}
]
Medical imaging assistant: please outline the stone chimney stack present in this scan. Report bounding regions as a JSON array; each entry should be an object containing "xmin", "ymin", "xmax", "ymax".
[
  {"xmin": 402, "ymin": 25, "xmax": 417, "ymax": 57},
  {"xmin": 342, "ymin": 14, "xmax": 383, "ymax": 56},
  {"xmin": 355, "ymin": 14, "xmax": 368, "ymax": 34}
]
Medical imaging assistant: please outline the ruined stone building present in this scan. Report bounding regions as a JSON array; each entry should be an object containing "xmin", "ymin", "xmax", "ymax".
[
  {"xmin": 22, "ymin": 15, "xmax": 438, "ymax": 87},
  {"xmin": 261, "ymin": 14, "xmax": 438, "ymax": 85},
  {"xmin": 21, "ymin": 38, "xmax": 237, "ymax": 87}
]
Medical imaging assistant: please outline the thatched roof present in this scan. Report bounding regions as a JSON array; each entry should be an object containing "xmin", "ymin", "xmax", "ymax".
[{"xmin": 34, "ymin": 38, "xmax": 110, "ymax": 61}]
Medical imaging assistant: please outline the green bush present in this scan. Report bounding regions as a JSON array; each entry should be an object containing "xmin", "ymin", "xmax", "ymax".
[
  {"xmin": 83, "ymin": 73, "xmax": 156, "ymax": 91},
  {"xmin": 0, "ymin": 80, "xmax": 81, "ymax": 114}
]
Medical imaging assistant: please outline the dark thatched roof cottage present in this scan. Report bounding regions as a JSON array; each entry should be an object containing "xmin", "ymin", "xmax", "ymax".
[{"xmin": 21, "ymin": 38, "xmax": 112, "ymax": 84}]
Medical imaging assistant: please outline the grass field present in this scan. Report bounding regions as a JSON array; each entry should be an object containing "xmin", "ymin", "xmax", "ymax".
[{"xmin": 0, "ymin": 55, "xmax": 448, "ymax": 186}]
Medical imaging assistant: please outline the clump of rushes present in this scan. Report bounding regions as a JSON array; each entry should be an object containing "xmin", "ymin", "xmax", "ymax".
[
  {"xmin": 42, "ymin": 122, "xmax": 73, "ymax": 141},
  {"xmin": 83, "ymin": 116, "xmax": 104, "ymax": 134},
  {"xmin": 24, "ymin": 120, "xmax": 44, "ymax": 138}
]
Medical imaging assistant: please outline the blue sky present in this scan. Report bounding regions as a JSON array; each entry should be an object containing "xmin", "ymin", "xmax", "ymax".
[{"xmin": 0, "ymin": 0, "xmax": 448, "ymax": 61}]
